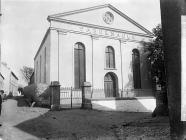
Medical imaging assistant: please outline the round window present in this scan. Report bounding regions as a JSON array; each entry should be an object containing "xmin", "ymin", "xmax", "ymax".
[{"xmin": 102, "ymin": 11, "xmax": 114, "ymax": 25}]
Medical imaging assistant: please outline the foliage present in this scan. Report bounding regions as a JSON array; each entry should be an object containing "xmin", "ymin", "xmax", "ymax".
[
  {"xmin": 20, "ymin": 66, "xmax": 34, "ymax": 83},
  {"xmin": 142, "ymin": 24, "xmax": 166, "ymax": 89},
  {"xmin": 23, "ymin": 83, "xmax": 50, "ymax": 107}
]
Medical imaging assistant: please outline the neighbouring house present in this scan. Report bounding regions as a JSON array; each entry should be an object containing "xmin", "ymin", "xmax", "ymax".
[
  {"xmin": 1, "ymin": 62, "xmax": 19, "ymax": 96},
  {"xmin": 9, "ymin": 71, "xmax": 19, "ymax": 96},
  {"xmin": 34, "ymin": 4, "xmax": 156, "ymax": 112},
  {"xmin": 0, "ymin": 44, "xmax": 3, "ymax": 91},
  {"xmin": 0, "ymin": 72, "xmax": 4, "ymax": 90}
]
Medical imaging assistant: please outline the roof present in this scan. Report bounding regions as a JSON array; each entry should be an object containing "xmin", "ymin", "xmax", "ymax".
[
  {"xmin": 30, "ymin": 71, "xmax": 34, "ymax": 79},
  {"xmin": 47, "ymin": 4, "xmax": 153, "ymax": 36},
  {"xmin": 11, "ymin": 71, "xmax": 19, "ymax": 80},
  {"xmin": 34, "ymin": 28, "xmax": 50, "ymax": 60},
  {"xmin": 0, "ymin": 73, "xmax": 4, "ymax": 79}
]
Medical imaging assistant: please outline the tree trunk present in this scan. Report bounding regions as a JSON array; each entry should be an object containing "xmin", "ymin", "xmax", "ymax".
[
  {"xmin": 152, "ymin": 90, "xmax": 169, "ymax": 117},
  {"xmin": 160, "ymin": 0, "xmax": 186, "ymax": 139}
]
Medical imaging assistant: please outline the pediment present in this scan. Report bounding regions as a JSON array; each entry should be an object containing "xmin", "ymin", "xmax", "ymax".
[{"xmin": 48, "ymin": 4, "xmax": 153, "ymax": 36}]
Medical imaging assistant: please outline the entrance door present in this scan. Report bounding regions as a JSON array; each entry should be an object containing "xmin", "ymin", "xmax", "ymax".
[
  {"xmin": 74, "ymin": 42, "xmax": 86, "ymax": 89},
  {"xmin": 104, "ymin": 73, "xmax": 117, "ymax": 97}
]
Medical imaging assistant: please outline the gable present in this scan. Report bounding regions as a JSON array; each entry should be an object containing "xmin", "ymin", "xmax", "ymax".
[{"xmin": 48, "ymin": 4, "xmax": 153, "ymax": 36}]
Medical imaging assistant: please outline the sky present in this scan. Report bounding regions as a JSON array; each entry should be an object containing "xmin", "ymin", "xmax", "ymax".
[{"xmin": 0, "ymin": 0, "xmax": 161, "ymax": 77}]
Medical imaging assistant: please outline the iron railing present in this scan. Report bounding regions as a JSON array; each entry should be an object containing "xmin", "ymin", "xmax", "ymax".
[{"xmin": 60, "ymin": 87, "xmax": 82, "ymax": 108}]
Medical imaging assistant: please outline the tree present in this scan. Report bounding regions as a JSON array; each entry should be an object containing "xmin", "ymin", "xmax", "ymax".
[
  {"xmin": 142, "ymin": 24, "xmax": 168, "ymax": 116},
  {"xmin": 20, "ymin": 66, "xmax": 34, "ymax": 84}
]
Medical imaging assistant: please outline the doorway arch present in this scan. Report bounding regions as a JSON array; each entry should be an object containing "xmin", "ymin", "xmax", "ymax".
[{"xmin": 104, "ymin": 72, "xmax": 118, "ymax": 97}]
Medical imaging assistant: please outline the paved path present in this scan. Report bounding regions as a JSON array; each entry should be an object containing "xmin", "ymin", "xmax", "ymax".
[{"xmin": 0, "ymin": 99, "xmax": 46, "ymax": 140}]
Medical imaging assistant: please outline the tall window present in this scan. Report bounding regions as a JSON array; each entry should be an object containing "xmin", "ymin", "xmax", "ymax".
[
  {"xmin": 40, "ymin": 55, "xmax": 42, "ymax": 83},
  {"xmin": 74, "ymin": 42, "xmax": 86, "ymax": 89},
  {"xmin": 44, "ymin": 47, "xmax": 46, "ymax": 83},
  {"xmin": 36, "ymin": 61, "xmax": 38, "ymax": 83},
  {"xmin": 132, "ymin": 49, "xmax": 141, "ymax": 89},
  {"xmin": 105, "ymin": 46, "xmax": 115, "ymax": 68}
]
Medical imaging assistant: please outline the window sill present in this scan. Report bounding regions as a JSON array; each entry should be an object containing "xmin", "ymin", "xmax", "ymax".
[{"xmin": 104, "ymin": 68, "xmax": 117, "ymax": 70}]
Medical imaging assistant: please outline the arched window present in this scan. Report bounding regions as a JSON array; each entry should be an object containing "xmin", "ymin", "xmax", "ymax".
[
  {"xmin": 132, "ymin": 49, "xmax": 141, "ymax": 89},
  {"xmin": 74, "ymin": 42, "xmax": 86, "ymax": 89},
  {"xmin": 105, "ymin": 46, "xmax": 115, "ymax": 68}
]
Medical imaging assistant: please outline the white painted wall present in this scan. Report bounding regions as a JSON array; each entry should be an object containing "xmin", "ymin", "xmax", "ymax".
[
  {"xmin": 34, "ymin": 6, "xmax": 154, "ymax": 98},
  {"xmin": 34, "ymin": 29, "xmax": 51, "ymax": 84},
  {"xmin": 57, "ymin": 32, "xmax": 92, "ymax": 87},
  {"xmin": 48, "ymin": 28, "xmax": 153, "ymax": 97},
  {"xmin": 50, "ymin": 29, "xmax": 58, "ymax": 83},
  {"xmin": 93, "ymin": 37, "xmax": 122, "ymax": 90}
]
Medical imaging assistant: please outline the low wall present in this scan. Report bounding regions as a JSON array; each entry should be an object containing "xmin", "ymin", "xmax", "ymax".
[
  {"xmin": 92, "ymin": 88, "xmax": 155, "ymax": 99},
  {"xmin": 92, "ymin": 97, "xmax": 156, "ymax": 112}
]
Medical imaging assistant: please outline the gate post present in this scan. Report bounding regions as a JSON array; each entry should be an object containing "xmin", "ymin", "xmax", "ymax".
[
  {"xmin": 50, "ymin": 81, "xmax": 60, "ymax": 111},
  {"xmin": 82, "ymin": 82, "xmax": 92, "ymax": 109}
]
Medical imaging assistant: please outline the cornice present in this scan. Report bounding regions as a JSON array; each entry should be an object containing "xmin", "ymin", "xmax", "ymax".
[
  {"xmin": 49, "ymin": 27, "xmax": 145, "ymax": 43},
  {"xmin": 49, "ymin": 17, "xmax": 153, "ymax": 38}
]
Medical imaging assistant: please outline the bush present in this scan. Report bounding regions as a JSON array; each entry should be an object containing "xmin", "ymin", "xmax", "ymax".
[
  {"xmin": 2, "ymin": 93, "xmax": 7, "ymax": 100},
  {"xmin": 23, "ymin": 83, "xmax": 50, "ymax": 106},
  {"xmin": 7, "ymin": 92, "xmax": 13, "ymax": 99}
]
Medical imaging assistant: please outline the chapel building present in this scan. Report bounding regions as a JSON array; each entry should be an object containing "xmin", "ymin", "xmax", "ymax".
[{"xmin": 34, "ymin": 4, "xmax": 154, "ymax": 99}]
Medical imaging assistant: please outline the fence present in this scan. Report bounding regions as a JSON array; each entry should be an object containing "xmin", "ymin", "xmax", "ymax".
[
  {"xmin": 60, "ymin": 87, "xmax": 82, "ymax": 108},
  {"xmin": 122, "ymin": 89, "xmax": 155, "ymax": 97},
  {"xmin": 60, "ymin": 87, "xmax": 154, "ymax": 108}
]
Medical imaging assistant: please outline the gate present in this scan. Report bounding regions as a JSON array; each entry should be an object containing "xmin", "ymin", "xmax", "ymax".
[{"xmin": 60, "ymin": 87, "xmax": 82, "ymax": 108}]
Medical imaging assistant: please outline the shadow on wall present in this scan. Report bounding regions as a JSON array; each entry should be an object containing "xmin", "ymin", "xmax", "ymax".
[
  {"xmin": 140, "ymin": 47, "xmax": 152, "ymax": 89},
  {"xmin": 124, "ymin": 61, "xmax": 134, "ymax": 89},
  {"xmin": 124, "ymin": 43, "xmax": 153, "ymax": 90}
]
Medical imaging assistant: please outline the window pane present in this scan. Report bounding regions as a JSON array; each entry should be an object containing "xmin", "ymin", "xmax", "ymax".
[
  {"xmin": 105, "ymin": 46, "xmax": 115, "ymax": 68},
  {"xmin": 110, "ymin": 53, "xmax": 113, "ymax": 68},
  {"xmin": 106, "ymin": 52, "xmax": 109, "ymax": 68},
  {"xmin": 132, "ymin": 49, "xmax": 141, "ymax": 89},
  {"xmin": 74, "ymin": 42, "xmax": 86, "ymax": 89}
]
